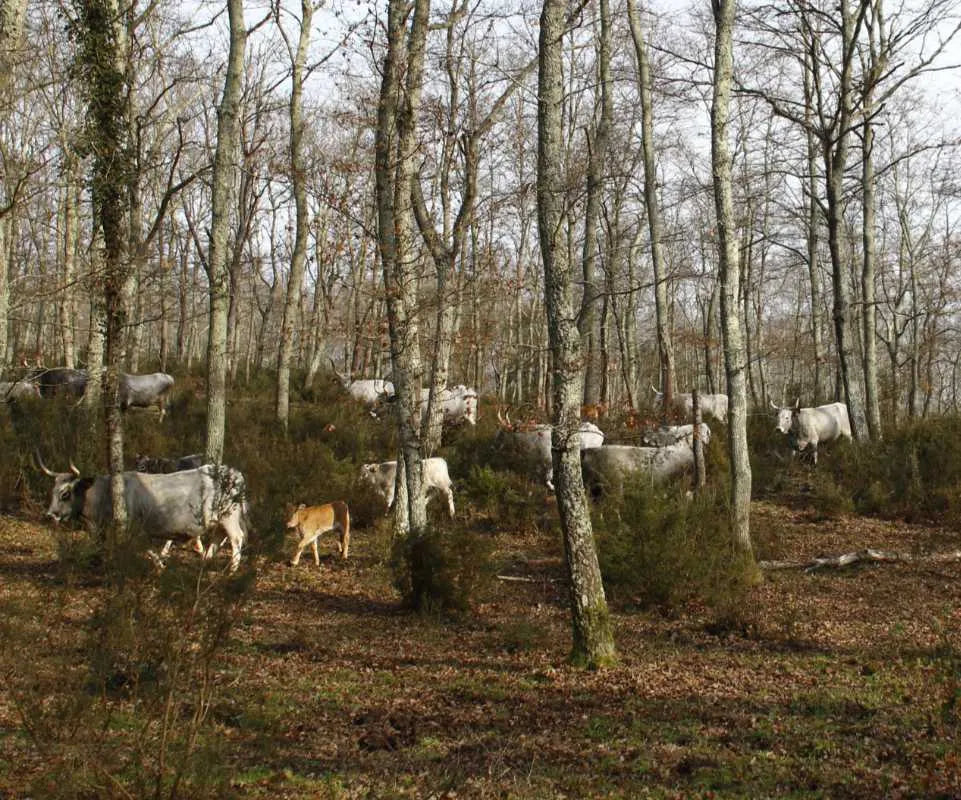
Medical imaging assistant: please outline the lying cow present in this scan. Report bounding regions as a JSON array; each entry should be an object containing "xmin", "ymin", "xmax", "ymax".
[
  {"xmin": 641, "ymin": 422, "xmax": 711, "ymax": 448},
  {"xmin": 359, "ymin": 457, "xmax": 455, "ymax": 518},
  {"xmin": 581, "ymin": 442, "xmax": 697, "ymax": 497},
  {"xmin": 134, "ymin": 453, "xmax": 205, "ymax": 473},
  {"xmin": 120, "ymin": 372, "xmax": 175, "ymax": 421},
  {"xmin": 40, "ymin": 458, "xmax": 249, "ymax": 572},
  {"xmin": 651, "ymin": 386, "xmax": 728, "ymax": 424},
  {"xmin": 286, "ymin": 501, "xmax": 350, "ymax": 566},
  {"xmin": 0, "ymin": 380, "xmax": 41, "ymax": 401},
  {"xmin": 772, "ymin": 400, "xmax": 851, "ymax": 464},
  {"xmin": 497, "ymin": 410, "xmax": 604, "ymax": 491}
]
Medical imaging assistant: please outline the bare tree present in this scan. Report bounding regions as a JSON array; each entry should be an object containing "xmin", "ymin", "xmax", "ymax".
[
  {"xmin": 205, "ymin": 0, "xmax": 247, "ymax": 463},
  {"xmin": 538, "ymin": 0, "xmax": 616, "ymax": 668},
  {"xmin": 275, "ymin": 0, "xmax": 314, "ymax": 432},
  {"xmin": 375, "ymin": 0, "xmax": 430, "ymax": 534},
  {"xmin": 711, "ymin": 0, "xmax": 754, "ymax": 558}
]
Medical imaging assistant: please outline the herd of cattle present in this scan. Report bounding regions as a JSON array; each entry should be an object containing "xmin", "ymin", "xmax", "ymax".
[{"xmin": 4, "ymin": 364, "xmax": 854, "ymax": 572}]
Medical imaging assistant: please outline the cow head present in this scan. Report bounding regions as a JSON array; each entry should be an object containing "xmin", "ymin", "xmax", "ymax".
[
  {"xmin": 771, "ymin": 400, "xmax": 794, "ymax": 435},
  {"xmin": 286, "ymin": 504, "xmax": 307, "ymax": 529},
  {"xmin": 35, "ymin": 453, "xmax": 87, "ymax": 523}
]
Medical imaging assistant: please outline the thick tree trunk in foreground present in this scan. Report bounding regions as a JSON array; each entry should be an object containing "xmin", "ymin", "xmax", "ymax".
[
  {"xmin": 375, "ymin": 0, "xmax": 430, "ymax": 534},
  {"xmin": 538, "ymin": 0, "xmax": 616, "ymax": 668}
]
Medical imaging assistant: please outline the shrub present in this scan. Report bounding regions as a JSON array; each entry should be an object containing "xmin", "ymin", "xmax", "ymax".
[
  {"xmin": 390, "ymin": 523, "xmax": 494, "ymax": 616},
  {"xmin": 593, "ymin": 485, "xmax": 755, "ymax": 614}
]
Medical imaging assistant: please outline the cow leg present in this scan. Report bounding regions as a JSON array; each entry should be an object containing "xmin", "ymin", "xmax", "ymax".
[
  {"xmin": 157, "ymin": 398, "xmax": 166, "ymax": 423},
  {"xmin": 220, "ymin": 510, "xmax": 245, "ymax": 573}
]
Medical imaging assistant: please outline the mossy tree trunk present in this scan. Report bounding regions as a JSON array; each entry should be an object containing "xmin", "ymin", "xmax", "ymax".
[{"xmin": 537, "ymin": 0, "xmax": 616, "ymax": 668}]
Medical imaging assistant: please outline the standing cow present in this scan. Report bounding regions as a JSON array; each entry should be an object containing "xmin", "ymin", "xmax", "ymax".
[
  {"xmin": 330, "ymin": 360, "xmax": 395, "ymax": 417},
  {"xmin": 28, "ymin": 367, "xmax": 89, "ymax": 398},
  {"xmin": 120, "ymin": 372, "xmax": 175, "ymax": 421},
  {"xmin": 651, "ymin": 386, "xmax": 728, "ymax": 424},
  {"xmin": 772, "ymin": 400, "xmax": 852, "ymax": 464},
  {"xmin": 496, "ymin": 411, "xmax": 604, "ymax": 490},
  {"xmin": 40, "ymin": 458, "xmax": 249, "ymax": 571},
  {"xmin": 359, "ymin": 457, "xmax": 455, "ymax": 517}
]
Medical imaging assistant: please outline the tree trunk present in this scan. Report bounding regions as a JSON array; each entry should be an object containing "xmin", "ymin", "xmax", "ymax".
[
  {"xmin": 205, "ymin": 0, "xmax": 246, "ymax": 464},
  {"xmin": 711, "ymin": 0, "xmax": 754, "ymax": 560},
  {"xmin": 538, "ymin": 0, "xmax": 616, "ymax": 668},
  {"xmin": 276, "ymin": 0, "xmax": 314, "ymax": 433},
  {"xmin": 375, "ymin": 0, "xmax": 430, "ymax": 535},
  {"xmin": 803, "ymin": 49, "xmax": 824, "ymax": 404},
  {"xmin": 627, "ymin": 0, "xmax": 675, "ymax": 412},
  {"xmin": 577, "ymin": 0, "xmax": 611, "ymax": 407}
]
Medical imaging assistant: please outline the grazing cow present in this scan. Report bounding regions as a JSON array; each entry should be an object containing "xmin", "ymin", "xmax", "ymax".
[
  {"xmin": 120, "ymin": 372, "xmax": 175, "ymax": 421},
  {"xmin": 651, "ymin": 385, "xmax": 728, "ymax": 424},
  {"xmin": 772, "ymin": 400, "xmax": 852, "ymax": 464},
  {"xmin": 28, "ymin": 367, "xmax": 89, "ymax": 398},
  {"xmin": 641, "ymin": 422, "xmax": 712, "ymax": 448},
  {"xmin": 359, "ymin": 457, "xmax": 455, "ymax": 517},
  {"xmin": 286, "ymin": 501, "xmax": 350, "ymax": 566},
  {"xmin": 39, "ymin": 458, "xmax": 249, "ymax": 572},
  {"xmin": 497, "ymin": 411, "xmax": 604, "ymax": 490},
  {"xmin": 134, "ymin": 453, "xmax": 205, "ymax": 474},
  {"xmin": 420, "ymin": 384, "xmax": 479, "ymax": 426},
  {"xmin": 581, "ymin": 442, "xmax": 697, "ymax": 497},
  {"xmin": 0, "ymin": 380, "xmax": 41, "ymax": 401}
]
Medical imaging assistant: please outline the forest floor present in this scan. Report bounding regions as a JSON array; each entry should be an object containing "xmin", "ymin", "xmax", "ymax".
[{"xmin": 0, "ymin": 500, "xmax": 959, "ymax": 799}]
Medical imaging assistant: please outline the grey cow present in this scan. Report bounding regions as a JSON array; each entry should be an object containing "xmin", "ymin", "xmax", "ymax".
[
  {"xmin": 581, "ymin": 442, "xmax": 697, "ymax": 497},
  {"xmin": 40, "ymin": 458, "xmax": 249, "ymax": 571},
  {"xmin": 120, "ymin": 372, "xmax": 175, "ymax": 421}
]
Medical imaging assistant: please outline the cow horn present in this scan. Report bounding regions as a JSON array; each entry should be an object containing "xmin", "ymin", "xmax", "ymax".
[
  {"xmin": 69, "ymin": 461, "xmax": 80, "ymax": 477},
  {"xmin": 769, "ymin": 400, "xmax": 780, "ymax": 411},
  {"xmin": 794, "ymin": 398, "xmax": 801, "ymax": 410},
  {"xmin": 33, "ymin": 450, "xmax": 57, "ymax": 477}
]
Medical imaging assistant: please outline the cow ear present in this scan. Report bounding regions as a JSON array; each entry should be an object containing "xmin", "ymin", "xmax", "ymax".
[{"xmin": 297, "ymin": 503, "xmax": 305, "ymax": 511}]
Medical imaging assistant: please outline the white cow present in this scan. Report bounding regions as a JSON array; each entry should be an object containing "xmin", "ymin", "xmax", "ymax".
[
  {"xmin": 420, "ymin": 384, "xmax": 478, "ymax": 426},
  {"xmin": 641, "ymin": 422, "xmax": 712, "ymax": 448},
  {"xmin": 772, "ymin": 400, "xmax": 852, "ymax": 465},
  {"xmin": 331, "ymin": 361, "xmax": 395, "ymax": 417},
  {"xmin": 581, "ymin": 442, "xmax": 696, "ymax": 496},
  {"xmin": 359, "ymin": 457, "xmax": 455, "ymax": 517},
  {"xmin": 651, "ymin": 386, "xmax": 728, "ymax": 424},
  {"xmin": 497, "ymin": 412, "xmax": 605, "ymax": 490}
]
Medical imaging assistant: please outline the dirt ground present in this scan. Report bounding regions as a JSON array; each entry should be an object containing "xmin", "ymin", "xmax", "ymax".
[{"xmin": 0, "ymin": 501, "xmax": 959, "ymax": 799}]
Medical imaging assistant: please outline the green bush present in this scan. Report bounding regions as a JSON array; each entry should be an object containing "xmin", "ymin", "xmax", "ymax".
[
  {"xmin": 593, "ymin": 485, "xmax": 754, "ymax": 614},
  {"xmin": 390, "ymin": 523, "xmax": 494, "ymax": 616}
]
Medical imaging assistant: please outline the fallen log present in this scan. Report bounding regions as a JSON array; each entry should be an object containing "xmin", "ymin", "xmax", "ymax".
[{"xmin": 760, "ymin": 548, "xmax": 961, "ymax": 573}]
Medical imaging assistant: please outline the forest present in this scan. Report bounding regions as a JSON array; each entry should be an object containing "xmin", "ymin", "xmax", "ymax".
[{"xmin": 1, "ymin": 0, "xmax": 961, "ymax": 796}]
